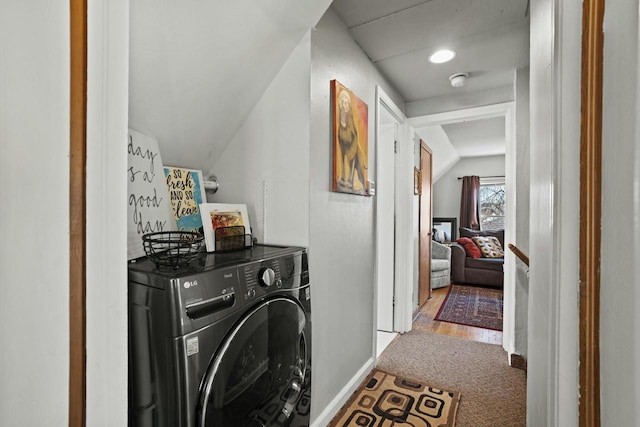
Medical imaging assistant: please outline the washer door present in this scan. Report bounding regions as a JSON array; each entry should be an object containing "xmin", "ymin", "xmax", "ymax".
[{"xmin": 196, "ymin": 297, "xmax": 310, "ymax": 427}]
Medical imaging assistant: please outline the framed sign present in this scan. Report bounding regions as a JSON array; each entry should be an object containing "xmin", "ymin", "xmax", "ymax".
[
  {"xmin": 127, "ymin": 129, "xmax": 176, "ymax": 260},
  {"xmin": 164, "ymin": 166, "xmax": 206, "ymax": 233},
  {"xmin": 199, "ymin": 203, "xmax": 251, "ymax": 252}
]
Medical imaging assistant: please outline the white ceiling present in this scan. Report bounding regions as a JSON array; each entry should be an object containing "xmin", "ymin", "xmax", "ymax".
[
  {"xmin": 442, "ymin": 116, "xmax": 506, "ymax": 157},
  {"xmin": 331, "ymin": 0, "xmax": 530, "ymax": 158}
]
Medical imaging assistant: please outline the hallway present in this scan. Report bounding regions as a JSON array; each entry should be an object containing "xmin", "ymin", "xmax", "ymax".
[
  {"xmin": 376, "ymin": 328, "xmax": 526, "ymax": 427},
  {"xmin": 413, "ymin": 286, "xmax": 502, "ymax": 345},
  {"xmin": 372, "ymin": 285, "xmax": 524, "ymax": 426}
]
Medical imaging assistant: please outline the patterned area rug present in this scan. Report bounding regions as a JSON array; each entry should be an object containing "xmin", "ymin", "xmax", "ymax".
[
  {"xmin": 329, "ymin": 368, "xmax": 461, "ymax": 427},
  {"xmin": 435, "ymin": 285, "xmax": 503, "ymax": 331}
]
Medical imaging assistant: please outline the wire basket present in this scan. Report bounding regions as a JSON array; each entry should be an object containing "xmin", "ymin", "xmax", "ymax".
[{"xmin": 142, "ymin": 231, "xmax": 204, "ymax": 268}]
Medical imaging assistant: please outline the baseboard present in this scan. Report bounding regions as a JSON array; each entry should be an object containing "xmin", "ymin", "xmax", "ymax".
[
  {"xmin": 310, "ymin": 357, "xmax": 375, "ymax": 427},
  {"xmin": 510, "ymin": 353, "xmax": 527, "ymax": 371}
]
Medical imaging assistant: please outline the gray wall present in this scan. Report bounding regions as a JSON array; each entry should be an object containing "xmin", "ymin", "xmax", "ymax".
[
  {"xmin": 207, "ymin": 9, "xmax": 406, "ymax": 423},
  {"xmin": 309, "ymin": 9, "xmax": 405, "ymax": 421},
  {"xmin": 432, "ymin": 155, "xmax": 506, "ymax": 223}
]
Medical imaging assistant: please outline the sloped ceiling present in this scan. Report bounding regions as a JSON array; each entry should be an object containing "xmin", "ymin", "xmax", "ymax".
[
  {"xmin": 129, "ymin": 0, "xmax": 332, "ymax": 171},
  {"xmin": 442, "ymin": 116, "xmax": 506, "ymax": 157},
  {"xmin": 417, "ymin": 126, "xmax": 460, "ymax": 182}
]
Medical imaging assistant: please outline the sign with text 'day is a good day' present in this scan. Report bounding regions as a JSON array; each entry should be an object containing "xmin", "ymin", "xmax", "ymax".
[{"xmin": 127, "ymin": 129, "xmax": 176, "ymax": 260}]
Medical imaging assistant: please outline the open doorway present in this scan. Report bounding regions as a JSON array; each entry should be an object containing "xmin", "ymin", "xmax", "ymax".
[
  {"xmin": 374, "ymin": 86, "xmax": 408, "ymax": 355},
  {"xmin": 408, "ymin": 101, "xmax": 521, "ymax": 355},
  {"xmin": 375, "ymin": 107, "xmax": 398, "ymax": 332},
  {"xmin": 417, "ymin": 140, "xmax": 432, "ymax": 308}
]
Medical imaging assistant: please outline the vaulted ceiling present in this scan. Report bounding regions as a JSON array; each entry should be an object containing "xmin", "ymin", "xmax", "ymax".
[{"xmin": 129, "ymin": 0, "xmax": 332, "ymax": 171}]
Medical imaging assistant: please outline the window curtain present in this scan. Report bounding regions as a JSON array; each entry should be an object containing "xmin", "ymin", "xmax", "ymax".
[{"xmin": 460, "ymin": 175, "xmax": 480, "ymax": 230}]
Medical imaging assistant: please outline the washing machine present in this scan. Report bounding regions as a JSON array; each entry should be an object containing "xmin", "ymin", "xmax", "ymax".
[{"xmin": 128, "ymin": 244, "xmax": 311, "ymax": 427}]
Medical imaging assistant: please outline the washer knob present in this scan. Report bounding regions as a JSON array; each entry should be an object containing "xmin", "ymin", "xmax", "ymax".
[{"xmin": 259, "ymin": 267, "xmax": 276, "ymax": 287}]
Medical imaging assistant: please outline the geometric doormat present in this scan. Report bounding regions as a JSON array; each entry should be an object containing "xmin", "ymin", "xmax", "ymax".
[
  {"xmin": 434, "ymin": 285, "xmax": 504, "ymax": 331},
  {"xmin": 328, "ymin": 368, "xmax": 461, "ymax": 427}
]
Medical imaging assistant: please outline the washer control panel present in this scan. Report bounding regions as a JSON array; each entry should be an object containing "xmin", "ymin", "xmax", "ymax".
[
  {"xmin": 258, "ymin": 267, "xmax": 276, "ymax": 287},
  {"xmin": 239, "ymin": 254, "xmax": 302, "ymax": 301}
]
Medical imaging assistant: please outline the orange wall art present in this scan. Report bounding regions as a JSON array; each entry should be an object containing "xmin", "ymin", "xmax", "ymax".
[{"xmin": 331, "ymin": 80, "xmax": 369, "ymax": 195}]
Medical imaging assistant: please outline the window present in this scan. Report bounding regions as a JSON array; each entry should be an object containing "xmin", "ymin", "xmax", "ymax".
[{"xmin": 479, "ymin": 183, "xmax": 505, "ymax": 231}]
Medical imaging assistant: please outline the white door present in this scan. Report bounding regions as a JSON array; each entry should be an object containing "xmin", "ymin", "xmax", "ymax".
[{"xmin": 376, "ymin": 118, "xmax": 396, "ymax": 331}]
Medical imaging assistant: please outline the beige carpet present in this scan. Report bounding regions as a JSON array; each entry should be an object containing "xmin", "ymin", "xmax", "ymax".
[
  {"xmin": 376, "ymin": 330, "xmax": 526, "ymax": 427},
  {"xmin": 328, "ymin": 368, "xmax": 460, "ymax": 427}
]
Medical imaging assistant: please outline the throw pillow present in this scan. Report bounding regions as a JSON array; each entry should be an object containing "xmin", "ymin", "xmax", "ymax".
[
  {"xmin": 460, "ymin": 227, "xmax": 505, "ymax": 248},
  {"xmin": 471, "ymin": 236, "xmax": 505, "ymax": 258},
  {"xmin": 456, "ymin": 237, "xmax": 482, "ymax": 258}
]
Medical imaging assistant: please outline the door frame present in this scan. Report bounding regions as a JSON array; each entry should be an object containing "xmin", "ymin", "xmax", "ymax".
[
  {"xmin": 69, "ymin": 0, "xmax": 87, "ymax": 423},
  {"xmin": 80, "ymin": 0, "xmax": 130, "ymax": 425},
  {"xmin": 408, "ymin": 101, "xmax": 516, "ymax": 355},
  {"xmin": 374, "ymin": 98, "xmax": 399, "ymax": 333},
  {"xmin": 373, "ymin": 86, "xmax": 411, "ymax": 341}
]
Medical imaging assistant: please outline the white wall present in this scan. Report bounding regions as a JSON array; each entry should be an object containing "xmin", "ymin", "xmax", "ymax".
[
  {"xmin": 432, "ymin": 155, "xmax": 506, "ymax": 221},
  {"xmin": 209, "ymin": 32, "xmax": 311, "ymax": 247},
  {"xmin": 309, "ymin": 9, "xmax": 405, "ymax": 423},
  {"xmin": 528, "ymin": 0, "xmax": 581, "ymax": 425},
  {"xmin": 129, "ymin": 0, "xmax": 332, "ymax": 172},
  {"xmin": 600, "ymin": 0, "xmax": 640, "ymax": 424},
  {"xmin": 513, "ymin": 67, "xmax": 530, "ymax": 358},
  {"xmin": 0, "ymin": 2, "xmax": 70, "ymax": 424}
]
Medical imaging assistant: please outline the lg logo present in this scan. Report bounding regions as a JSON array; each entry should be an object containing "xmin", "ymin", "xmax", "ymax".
[{"xmin": 183, "ymin": 280, "xmax": 199, "ymax": 289}]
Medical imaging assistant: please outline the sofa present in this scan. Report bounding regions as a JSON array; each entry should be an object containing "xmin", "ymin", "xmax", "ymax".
[
  {"xmin": 431, "ymin": 240, "xmax": 451, "ymax": 290},
  {"xmin": 450, "ymin": 227, "xmax": 504, "ymax": 288}
]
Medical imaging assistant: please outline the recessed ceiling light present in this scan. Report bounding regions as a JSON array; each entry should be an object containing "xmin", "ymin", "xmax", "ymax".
[{"xmin": 429, "ymin": 49, "xmax": 456, "ymax": 64}]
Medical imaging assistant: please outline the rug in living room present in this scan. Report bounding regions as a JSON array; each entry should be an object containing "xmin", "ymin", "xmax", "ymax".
[
  {"xmin": 328, "ymin": 368, "xmax": 461, "ymax": 427},
  {"xmin": 434, "ymin": 285, "xmax": 504, "ymax": 331}
]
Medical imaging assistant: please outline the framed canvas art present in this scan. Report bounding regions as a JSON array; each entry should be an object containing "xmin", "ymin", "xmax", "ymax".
[
  {"xmin": 331, "ymin": 80, "xmax": 369, "ymax": 195},
  {"xmin": 199, "ymin": 203, "xmax": 251, "ymax": 252}
]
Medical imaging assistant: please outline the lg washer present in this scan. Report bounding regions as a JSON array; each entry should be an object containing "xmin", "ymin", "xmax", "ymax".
[{"xmin": 128, "ymin": 244, "xmax": 311, "ymax": 427}]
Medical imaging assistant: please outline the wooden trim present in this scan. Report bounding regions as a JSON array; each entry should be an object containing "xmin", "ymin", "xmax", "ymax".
[
  {"xmin": 507, "ymin": 243, "xmax": 529, "ymax": 267},
  {"xmin": 420, "ymin": 140, "xmax": 432, "ymax": 154},
  {"xmin": 579, "ymin": 0, "xmax": 604, "ymax": 426},
  {"xmin": 509, "ymin": 353, "xmax": 527, "ymax": 372},
  {"xmin": 418, "ymin": 140, "xmax": 433, "ymax": 303},
  {"xmin": 69, "ymin": 0, "xmax": 87, "ymax": 425}
]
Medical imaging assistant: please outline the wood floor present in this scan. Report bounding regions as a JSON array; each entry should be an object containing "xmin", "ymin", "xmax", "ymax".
[{"xmin": 412, "ymin": 286, "xmax": 503, "ymax": 345}]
